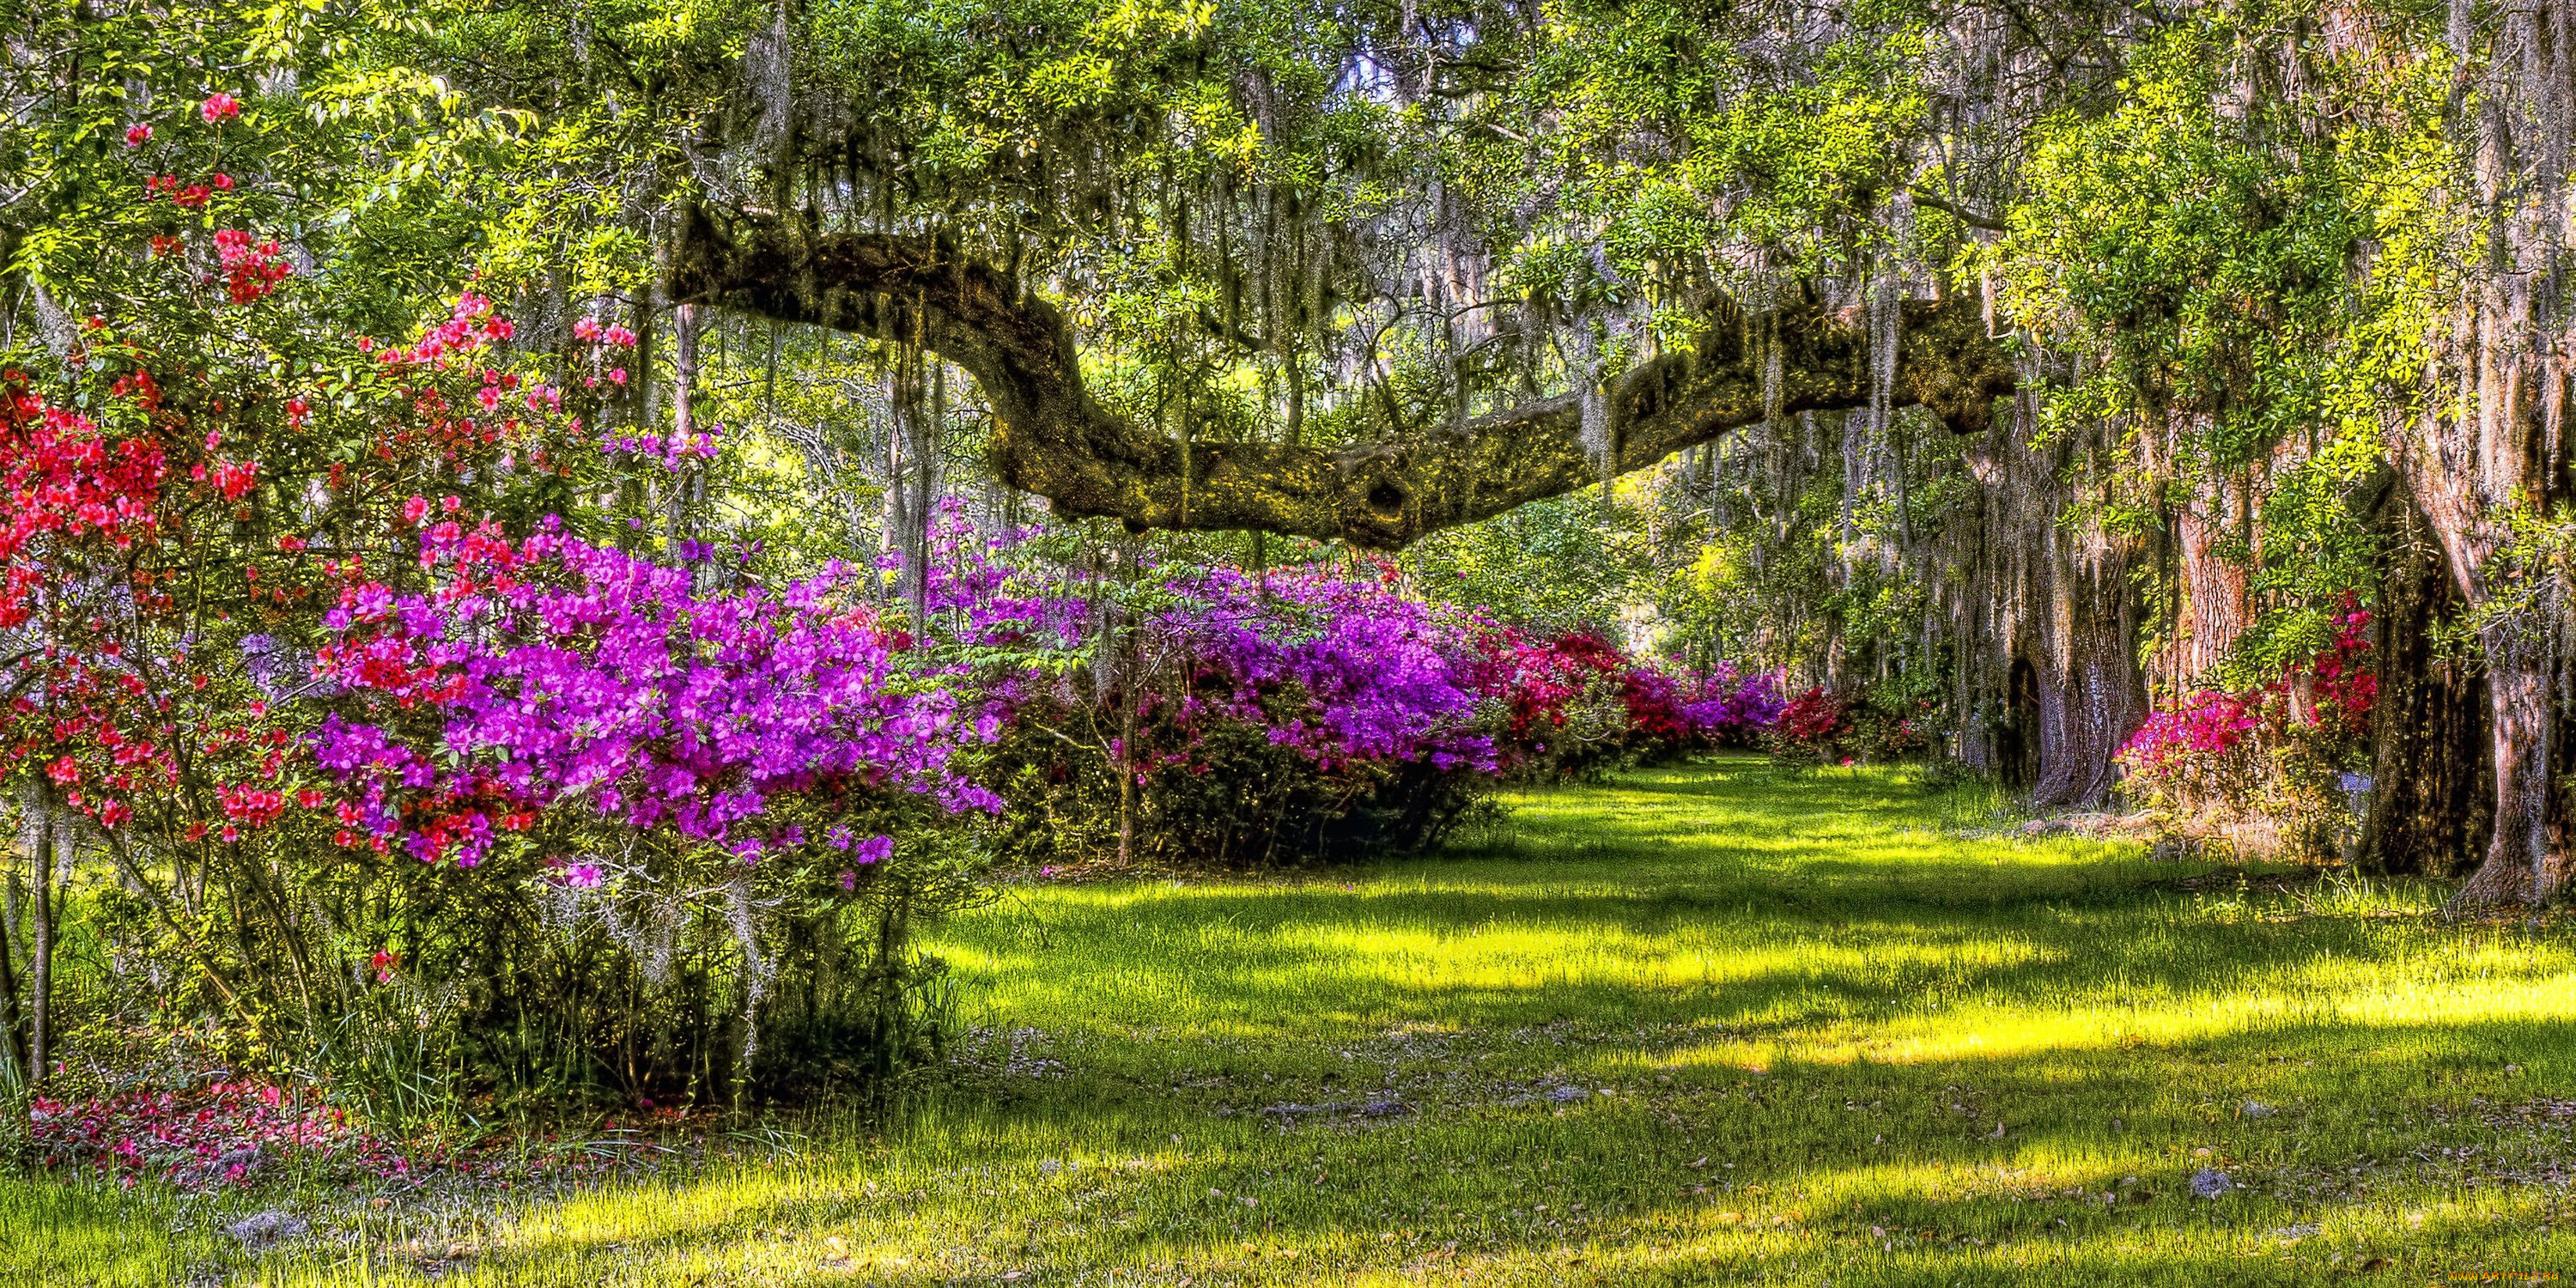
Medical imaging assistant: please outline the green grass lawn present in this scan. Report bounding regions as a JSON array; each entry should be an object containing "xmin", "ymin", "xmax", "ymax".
[{"xmin": 9, "ymin": 757, "xmax": 2574, "ymax": 1285}]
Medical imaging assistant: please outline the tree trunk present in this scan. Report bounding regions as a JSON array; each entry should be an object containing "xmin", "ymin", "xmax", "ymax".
[
  {"xmin": 2361, "ymin": 483, "xmax": 2491, "ymax": 875},
  {"xmin": 0, "ymin": 787, "xmax": 32, "ymax": 1083},
  {"xmin": 27, "ymin": 792, "xmax": 61, "ymax": 1091},
  {"xmin": 2451, "ymin": 630, "xmax": 2567, "ymax": 904},
  {"xmin": 2163, "ymin": 471, "xmax": 2252, "ymax": 690},
  {"xmin": 2388, "ymin": 0, "xmax": 2576, "ymax": 907},
  {"xmin": 668, "ymin": 301, "xmax": 702, "ymax": 544},
  {"xmin": 2027, "ymin": 546, "xmax": 2150, "ymax": 810},
  {"xmin": 1954, "ymin": 389, "xmax": 2148, "ymax": 809}
]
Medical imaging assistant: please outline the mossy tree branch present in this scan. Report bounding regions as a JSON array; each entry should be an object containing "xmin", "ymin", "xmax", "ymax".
[{"xmin": 671, "ymin": 208, "xmax": 2020, "ymax": 549}]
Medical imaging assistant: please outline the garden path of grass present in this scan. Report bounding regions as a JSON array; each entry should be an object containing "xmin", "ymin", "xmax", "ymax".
[{"xmin": 9, "ymin": 756, "xmax": 2575, "ymax": 1285}]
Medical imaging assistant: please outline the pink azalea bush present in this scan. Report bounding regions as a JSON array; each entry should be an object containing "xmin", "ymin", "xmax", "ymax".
[{"xmin": 2119, "ymin": 606, "xmax": 2377, "ymax": 856}]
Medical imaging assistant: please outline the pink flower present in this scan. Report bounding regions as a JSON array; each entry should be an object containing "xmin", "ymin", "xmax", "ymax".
[
  {"xmin": 124, "ymin": 123, "xmax": 151, "ymax": 147},
  {"xmin": 200, "ymin": 93, "xmax": 240, "ymax": 124},
  {"xmin": 565, "ymin": 864, "xmax": 603, "ymax": 889},
  {"xmin": 608, "ymin": 368, "xmax": 628, "ymax": 386},
  {"xmin": 604, "ymin": 325, "xmax": 637, "ymax": 347},
  {"xmin": 399, "ymin": 495, "xmax": 429, "ymax": 526},
  {"xmin": 572, "ymin": 316, "xmax": 602, "ymax": 341}
]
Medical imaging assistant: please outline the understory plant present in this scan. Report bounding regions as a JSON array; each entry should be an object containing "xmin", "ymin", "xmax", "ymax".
[{"xmin": 2118, "ymin": 605, "xmax": 2377, "ymax": 858}]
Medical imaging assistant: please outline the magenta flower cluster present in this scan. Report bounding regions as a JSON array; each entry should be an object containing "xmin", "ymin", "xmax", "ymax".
[
  {"xmin": 312, "ymin": 518, "xmax": 999, "ymax": 873},
  {"xmin": 1146, "ymin": 565, "xmax": 1498, "ymax": 775},
  {"xmin": 1676, "ymin": 662, "xmax": 1789, "ymax": 744}
]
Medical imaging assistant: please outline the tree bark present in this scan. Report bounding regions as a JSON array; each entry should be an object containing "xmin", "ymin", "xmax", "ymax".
[
  {"xmin": 2391, "ymin": 0, "xmax": 2576, "ymax": 907},
  {"xmin": 1953, "ymin": 392, "xmax": 2149, "ymax": 810},
  {"xmin": 666, "ymin": 301, "xmax": 703, "ymax": 557},
  {"xmin": 27, "ymin": 788, "xmax": 61, "ymax": 1091},
  {"xmin": 2163, "ymin": 471, "xmax": 2252, "ymax": 690},
  {"xmin": 2026, "ymin": 534, "xmax": 2150, "ymax": 810},
  {"xmin": 2360, "ymin": 483, "xmax": 2491, "ymax": 876},
  {"xmin": 669, "ymin": 209, "xmax": 2019, "ymax": 549},
  {"xmin": 2387, "ymin": 291, "xmax": 2573, "ymax": 906},
  {"xmin": 0, "ymin": 787, "xmax": 31, "ymax": 1083},
  {"xmin": 2450, "ymin": 629, "xmax": 2565, "ymax": 904}
]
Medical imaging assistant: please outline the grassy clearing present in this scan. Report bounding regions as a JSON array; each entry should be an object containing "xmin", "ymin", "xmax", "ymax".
[{"xmin": 10, "ymin": 756, "xmax": 2574, "ymax": 1285}]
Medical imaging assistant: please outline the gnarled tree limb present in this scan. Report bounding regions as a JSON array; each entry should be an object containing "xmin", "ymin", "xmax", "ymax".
[{"xmin": 671, "ymin": 208, "xmax": 2020, "ymax": 549}]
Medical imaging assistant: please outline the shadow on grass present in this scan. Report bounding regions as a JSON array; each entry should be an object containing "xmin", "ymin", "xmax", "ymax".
[
  {"xmin": 452, "ymin": 1010, "xmax": 2571, "ymax": 1285},
  {"xmin": 930, "ymin": 759, "xmax": 2532, "ymax": 1052},
  {"xmin": 52, "ymin": 758, "xmax": 2575, "ymax": 1286}
]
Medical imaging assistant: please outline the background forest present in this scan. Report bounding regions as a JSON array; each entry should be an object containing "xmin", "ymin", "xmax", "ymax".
[{"xmin": 1, "ymin": 0, "xmax": 2573, "ymax": 1139}]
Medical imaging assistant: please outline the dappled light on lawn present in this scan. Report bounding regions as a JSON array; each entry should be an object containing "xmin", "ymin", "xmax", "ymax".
[{"xmin": 11, "ymin": 759, "xmax": 2568, "ymax": 1285}]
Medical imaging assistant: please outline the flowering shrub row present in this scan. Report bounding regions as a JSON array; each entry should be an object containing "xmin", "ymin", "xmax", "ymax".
[
  {"xmin": 1765, "ymin": 677, "xmax": 1941, "ymax": 766},
  {"xmin": 908, "ymin": 510, "xmax": 1783, "ymax": 870}
]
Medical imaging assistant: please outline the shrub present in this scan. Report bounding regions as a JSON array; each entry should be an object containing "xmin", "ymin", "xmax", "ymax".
[
  {"xmin": 976, "ymin": 556, "xmax": 1502, "ymax": 869},
  {"xmin": 1676, "ymin": 663, "xmax": 1789, "ymax": 748},
  {"xmin": 306, "ymin": 524, "xmax": 1002, "ymax": 1101},
  {"xmin": 1472, "ymin": 628, "xmax": 1637, "ymax": 780},
  {"xmin": 2119, "ymin": 606, "xmax": 2376, "ymax": 858},
  {"xmin": 1770, "ymin": 688, "xmax": 1850, "ymax": 763},
  {"xmin": 1845, "ymin": 675, "xmax": 1942, "ymax": 762}
]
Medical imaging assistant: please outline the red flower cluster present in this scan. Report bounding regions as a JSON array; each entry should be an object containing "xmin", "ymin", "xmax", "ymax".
[
  {"xmin": 30, "ymin": 1078, "xmax": 720, "ymax": 1191},
  {"xmin": 0, "ymin": 391, "xmax": 166, "ymax": 631},
  {"xmin": 2119, "ymin": 604, "xmax": 2378, "ymax": 786},
  {"xmin": 144, "ymin": 173, "xmax": 213, "ymax": 209},
  {"xmin": 1776, "ymin": 688, "xmax": 1848, "ymax": 750},
  {"xmin": 31, "ymin": 1081, "xmax": 388, "ymax": 1189},
  {"xmin": 212, "ymin": 228, "xmax": 292, "ymax": 304}
]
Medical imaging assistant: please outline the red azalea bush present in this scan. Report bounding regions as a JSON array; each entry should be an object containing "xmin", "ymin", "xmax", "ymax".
[
  {"xmin": 1472, "ymin": 628, "xmax": 1637, "ymax": 779},
  {"xmin": 1464, "ymin": 629, "xmax": 1784, "ymax": 780},
  {"xmin": 1770, "ymin": 688, "xmax": 1850, "ymax": 763}
]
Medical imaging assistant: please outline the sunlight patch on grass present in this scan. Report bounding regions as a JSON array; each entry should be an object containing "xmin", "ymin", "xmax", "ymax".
[{"xmin": 33, "ymin": 758, "xmax": 2576, "ymax": 1285}]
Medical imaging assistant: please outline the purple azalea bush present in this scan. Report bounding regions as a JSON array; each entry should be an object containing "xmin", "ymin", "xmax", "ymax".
[
  {"xmin": 1679, "ymin": 663, "xmax": 1789, "ymax": 747},
  {"xmin": 976, "ymin": 559, "xmax": 1506, "ymax": 868},
  {"xmin": 305, "ymin": 519, "xmax": 1004, "ymax": 1096},
  {"xmin": 314, "ymin": 518, "xmax": 999, "ymax": 875}
]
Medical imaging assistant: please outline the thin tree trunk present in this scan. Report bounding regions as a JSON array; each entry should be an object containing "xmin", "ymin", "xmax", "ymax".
[
  {"xmin": 28, "ymin": 794, "xmax": 60, "ymax": 1091},
  {"xmin": 667, "ymin": 301, "xmax": 702, "ymax": 556},
  {"xmin": 0, "ymin": 789, "xmax": 29, "ymax": 1082}
]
